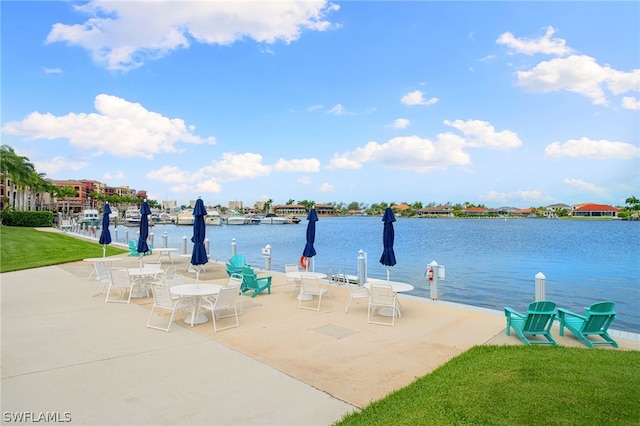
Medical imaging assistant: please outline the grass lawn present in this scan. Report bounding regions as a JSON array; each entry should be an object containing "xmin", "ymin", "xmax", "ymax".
[
  {"xmin": 0, "ymin": 225, "xmax": 127, "ymax": 273},
  {"xmin": 335, "ymin": 345, "xmax": 640, "ymax": 426}
]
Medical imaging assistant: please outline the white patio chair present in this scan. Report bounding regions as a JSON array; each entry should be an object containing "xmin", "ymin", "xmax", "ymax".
[
  {"xmin": 298, "ymin": 276, "xmax": 329, "ymax": 311},
  {"xmin": 105, "ymin": 268, "xmax": 135, "ymax": 304},
  {"xmin": 367, "ymin": 283, "xmax": 400, "ymax": 326},
  {"xmin": 91, "ymin": 262, "xmax": 111, "ymax": 297},
  {"xmin": 344, "ymin": 279, "xmax": 370, "ymax": 314},
  {"xmin": 197, "ymin": 285, "xmax": 240, "ymax": 332},
  {"xmin": 146, "ymin": 281, "xmax": 189, "ymax": 332},
  {"xmin": 284, "ymin": 263, "xmax": 301, "ymax": 295}
]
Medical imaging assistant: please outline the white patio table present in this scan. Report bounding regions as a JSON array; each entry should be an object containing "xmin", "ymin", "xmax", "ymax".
[
  {"xmin": 153, "ymin": 247, "xmax": 177, "ymax": 264},
  {"xmin": 127, "ymin": 267, "xmax": 163, "ymax": 298},
  {"xmin": 171, "ymin": 284, "xmax": 222, "ymax": 326},
  {"xmin": 84, "ymin": 257, "xmax": 123, "ymax": 280}
]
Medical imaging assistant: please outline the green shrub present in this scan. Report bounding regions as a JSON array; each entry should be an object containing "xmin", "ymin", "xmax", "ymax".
[{"xmin": 0, "ymin": 210, "xmax": 53, "ymax": 227}]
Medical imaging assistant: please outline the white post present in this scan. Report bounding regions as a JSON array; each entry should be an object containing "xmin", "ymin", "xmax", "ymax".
[
  {"xmin": 429, "ymin": 260, "xmax": 439, "ymax": 300},
  {"xmin": 535, "ymin": 272, "xmax": 546, "ymax": 301},
  {"xmin": 231, "ymin": 238, "xmax": 236, "ymax": 256},
  {"xmin": 264, "ymin": 244, "xmax": 271, "ymax": 271},
  {"xmin": 181, "ymin": 236, "xmax": 187, "ymax": 255},
  {"xmin": 357, "ymin": 250, "xmax": 366, "ymax": 286},
  {"xmin": 204, "ymin": 238, "xmax": 210, "ymax": 256},
  {"xmin": 162, "ymin": 231, "xmax": 168, "ymax": 248}
]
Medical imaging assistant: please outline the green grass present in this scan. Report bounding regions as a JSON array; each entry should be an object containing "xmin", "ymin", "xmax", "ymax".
[
  {"xmin": 0, "ymin": 225, "xmax": 127, "ymax": 273},
  {"xmin": 335, "ymin": 345, "xmax": 640, "ymax": 426}
]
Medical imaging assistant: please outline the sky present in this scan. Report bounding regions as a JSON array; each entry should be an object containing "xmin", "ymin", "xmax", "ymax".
[{"xmin": 2, "ymin": 1, "xmax": 639, "ymax": 209}]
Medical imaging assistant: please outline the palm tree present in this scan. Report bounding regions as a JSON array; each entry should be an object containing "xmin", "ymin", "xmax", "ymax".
[{"xmin": 0, "ymin": 145, "xmax": 37, "ymax": 211}]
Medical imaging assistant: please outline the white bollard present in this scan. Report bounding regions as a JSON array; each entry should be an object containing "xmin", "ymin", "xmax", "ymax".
[
  {"xmin": 263, "ymin": 244, "xmax": 271, "ymax": 271},
  {"xmin": 535, "ymin": 272, "xmax": 546, "ymax": 301},
  {"xmin": 182, "ymin": 236, "xmax": 187, "ymax": 255},
  {"xmin": 231, "ymin": 238, "xmax": 236, "ymax": 256},
  {"xmin": 162, "ymin": 231, "xmax": 168, "ymax": 248},
  {"xmin": 357, "ymin": 250, "xmax": 367, "ymax": 285},
  {"xmin": 429, "ymin": 260, "xmax": 439, "ymax": 300},
  {"xmin": 205, "ymin": 238, "xmax": 210, "ymax": 256}
]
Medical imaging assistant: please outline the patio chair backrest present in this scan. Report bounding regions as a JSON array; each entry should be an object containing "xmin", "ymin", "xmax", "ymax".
[
  {"xmin": 227, "ymin": 273, "xmax": 243, "ymax": 288},
  {"xmin": 109, "ymin": 268, "xmax": 131, "ymax": 287},
  {"xmin": 285, "ymin": 264, "xmax": 299, "ymax": 274},
  {"xmin": 523, "ymin": 301, "xmax": 556, "ymax": 332},
  {"xmin": 582, "ymin": 302, "xmax": 616, "ymax": 332},
  {"xmin": 150, "ymin": 282, "xmax": 174, "ymax": 308},
  {"xmin": 369, "ymin": 283, "xmax": 396, "ymax": 306},
  {"xmin": 214, "ymin": 286, "xmax": 238, "ymax": 310}
]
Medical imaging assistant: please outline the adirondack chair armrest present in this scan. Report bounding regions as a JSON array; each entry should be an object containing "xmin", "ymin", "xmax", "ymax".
[
  {"xmin": 504, "ymin": 307, "xmax": 525, "ymax": 319},
  {"xmin": 256, "ymin": 275, "xmax": 272, "ymax": 284},
  {"xmin": 557, "ymin": 308, "xmax": 586, "ymax": 322}
]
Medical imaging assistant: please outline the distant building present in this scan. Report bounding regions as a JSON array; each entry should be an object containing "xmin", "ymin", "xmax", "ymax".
[
  {"xmin": 571, "ymin": 203, "xmax": 621, "ymax": 218},
  {"xmin": 417, "ymin": 206, "xmax": 454, "ymax": 217}
]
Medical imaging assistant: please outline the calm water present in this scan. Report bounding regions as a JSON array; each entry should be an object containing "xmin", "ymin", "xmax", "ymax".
[{"xmin": 112, "ymin": 217, "xmax": 640, "ymax": 333}]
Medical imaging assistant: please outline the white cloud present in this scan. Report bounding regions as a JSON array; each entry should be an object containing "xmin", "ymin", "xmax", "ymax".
[
  {"xmin": 199, "ymin": 153, "xmax": 271, "ymax": 180},
  {"xmin": 328, "ymin": 119, "xmax": 520, "ymax": 172},
  {"xmin": 307, "ymin": 104, "xmax": 324, "ymax": 111},
  {"xmin": 497, "ymin": 26, "xmax": 573, "ymax": 56},
  {"xmin": 45, "ymin": 1, "xmax": 340, "ymax": 71},
  {"xmin": 327, "ymin": 104, "xmax": 346, "ymax": 115},
  {"xmin": 43, "ymin": 67, "xmax": 62, "ymax": 74},
  {"xmin": 443, "ymin": 119, "xmax": 522, "ymax": 149},
  {"xmin": 480, "ymin": 189, "xmax": 554, "ymax": 204},
  {"xmin": 544, "ymin": 137, "xmax": 640, "ymax": 160},
  {"xmin": 273, "ymin": 158, "xmax": 321, "ymax": 172},
  {"xmin": 391, "ymin": 118, "xmax": 410, "ymax": 129},
  {"xmin": 515, "ymin": 55, "xmax": 612, "ymax": 105},
  {"xmin": 622, "ymin": 96, "xmax": 640, "ymax": 110},
  {"xmin": 103, "ymin": 171, "xmax": 125, "ymax": 181},
  {"xmin": 318, "ymin": 182, "xmax": 334, "ymax": 192},
  {"xmin": 400, "ymin": 90, "xmax": 438, "ymax": 106},
  {"xmin": 563, "ymin": 178, "xmax": 607, "ymax": 195},
  {"xmin": 34, "ymin": 156, "xmax": 88, "ymax": 174},
  {"xmin": 326, "ymin": 154, "xmax": 362, "ymax": 170},
  {"xmin": 1, "ymin": 94, "xmax": 215, "ymax": 159}
]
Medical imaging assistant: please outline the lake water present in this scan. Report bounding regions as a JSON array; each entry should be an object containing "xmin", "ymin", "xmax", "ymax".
[{"xmin": 111, "ymin": 217, "xmax": 640, "ymax": 333}]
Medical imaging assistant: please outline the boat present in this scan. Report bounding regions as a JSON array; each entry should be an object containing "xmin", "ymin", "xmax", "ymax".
[
  {"xmin": 260, "ymin": 213, "xmax": 289, "ymax": 225},
  {"xmin": 226, "ymin": 212, "xmax": 249, "ymax": 225},
  {"xmin": 108, "ymin": 207, "xmax": 119, "ymax": 223},
  {"xmin": 286, "ymin": 215, "xmax": 302, "ymax": 224},
  {"xmin": 245, "ymin": 214, "xmax": 262, "ymax": 225},
  {"xmin": 78, "ymin": 208, "xmax": 101, "ymax": 228},
  {"xmin": 124, "ymin": 206, "xmax": 141, "ymax": 227},
  {"xmin": 175, "ymin": 210, "xmax": 194, "ymax": 226},
  {"xmin": 205, "ymin": 210, "xmax": 222, "ymax": 226}
]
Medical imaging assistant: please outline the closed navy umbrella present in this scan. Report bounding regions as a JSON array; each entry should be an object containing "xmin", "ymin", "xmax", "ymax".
[
  {"xmin": 380, "ymin": 207, "xmax": 397, "ymax": 281},
  {"xmin": 137, "ymin": 201, "xmax": 151, "ymax": 266},
  {"xmin": 301, "ymin": 208, "xmax": 318, "ymax": 271},
  {"xmin": 98, "ymin": 202, "xmax": 112, "ymax": 258},
  {"xmin": 191, "ymin": 198, "xmax": 208, "ymax": 285}
]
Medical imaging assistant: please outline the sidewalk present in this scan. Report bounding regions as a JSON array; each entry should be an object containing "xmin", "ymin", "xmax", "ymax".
[{"xmin": 2, "ymin": 254, "xmax": 638, "ymax": 425}]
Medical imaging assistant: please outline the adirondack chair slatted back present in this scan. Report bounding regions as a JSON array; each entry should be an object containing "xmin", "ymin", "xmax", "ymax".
[
  {"xmin": 523, "ymin": 301, "xmax": 556, "ymax": 332},
  {"xmin": 581, "ymin": 302, "xmax": 616, "ymax": 332}
]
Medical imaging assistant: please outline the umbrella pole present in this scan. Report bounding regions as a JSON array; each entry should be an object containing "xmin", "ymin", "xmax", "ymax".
[
  {"xmin": 195, "ymin": 267, "xmax": 200, "ymax": 288},
  {"xmin": 102, "ymin": 244, "xmax": 106, "ymax": 258},
  {"xmin": 139, "ymin": 254, "xmax": 143, "ymax": 269},
  {"xmin": 387, "ymin": 267, "xmax": 390, "ymax": 281}
]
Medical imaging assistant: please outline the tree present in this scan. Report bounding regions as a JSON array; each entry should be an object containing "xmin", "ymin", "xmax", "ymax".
[{"xmin": 0, "ymin": 145, "xmax": 37, "ymax": 210}]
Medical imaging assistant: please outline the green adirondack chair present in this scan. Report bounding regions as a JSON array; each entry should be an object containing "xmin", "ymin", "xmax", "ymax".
[
  {"xmin": 226, "ymin": 254, "xmax": 247, "ymax": 276},
  {"xmin": 240, "ymin": 266, "xmax": 272, "ymax": 298},
  {"xmin": 504, "ymin": 301, "xmax": 557, "ymax": 345},
  {"xmin": 557, "ymin": 301, "xmax": 618, "ymax": 348}
]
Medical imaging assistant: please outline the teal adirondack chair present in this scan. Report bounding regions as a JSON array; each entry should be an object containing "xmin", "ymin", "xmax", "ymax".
[
  {"xmin": 240, "ymin": 266, "xmax": 272, "ymax": 298},
  {"xmin": 557, "ymin": 301, "xmax": 618, "ymax": 348},
  {"xmin": 226, "ymin": 254, "xmax": 248, "ymax": 276},
  {"xmin": 504, "ymin": 301, "xmax": 557, "ymax": 345},
  {"xmin": 128, "ymin": 240, "xmax": 152, "ymax": 256}
]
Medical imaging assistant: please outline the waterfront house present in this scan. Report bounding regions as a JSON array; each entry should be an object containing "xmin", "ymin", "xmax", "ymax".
[{"xmin": 571, "ymin": 203, "xmax": 621, "ymax": 218}]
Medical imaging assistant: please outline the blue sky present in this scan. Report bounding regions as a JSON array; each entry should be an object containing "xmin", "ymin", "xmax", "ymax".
[{"xmin": 2, "ymin": 1, "xmax": 639, "ymax": 208}]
